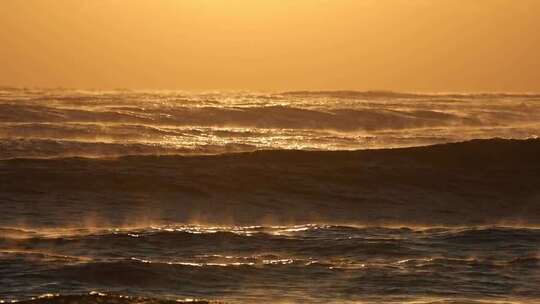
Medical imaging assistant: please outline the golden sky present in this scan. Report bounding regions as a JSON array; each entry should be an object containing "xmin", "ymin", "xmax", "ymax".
[{"xmin": 1, "ymin": 0, "xmax": 539, "ymax": 92}]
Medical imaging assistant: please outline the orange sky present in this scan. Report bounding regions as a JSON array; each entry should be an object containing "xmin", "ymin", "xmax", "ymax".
[{"xmin": 1, "ymin": 0, "xmax": 539, "ymax": 92}]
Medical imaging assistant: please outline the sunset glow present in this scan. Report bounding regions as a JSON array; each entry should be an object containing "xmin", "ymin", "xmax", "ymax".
[{"xmin": 2, "ymin": 0, "xmax": 540, "ymax": 91}]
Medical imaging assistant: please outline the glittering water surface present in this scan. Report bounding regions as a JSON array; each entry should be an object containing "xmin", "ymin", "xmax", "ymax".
[
  {"xmin": 1, "ymin": 88, "xmax": 539, "ymax": 158},
  {"xmin": 1, "ymin": 224, "xmax": 539, "ymax": 303}
]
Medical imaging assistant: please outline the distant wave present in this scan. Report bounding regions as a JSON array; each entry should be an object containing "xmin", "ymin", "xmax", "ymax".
[
  {"xmin": 281, "ymin": 90, "xmax": 540, "ymax": 99},
  {"xmin": 2, "ymin": 88, "xmax": 540, "ymax": 157},
  {"xmin": 4, "ymin": 86, "xmax": 540, "ymax": 98},
  {"xmin": 0, "ymin": 103, "xmax": 486, "ymax": 131},
  {"xmin": 0, "ymin": 138, "xmax": 259, "ymax": 159}
]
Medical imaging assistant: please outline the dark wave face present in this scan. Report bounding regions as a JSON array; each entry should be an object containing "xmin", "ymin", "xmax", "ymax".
[
  {"xmin": 1, "ymin": 225, "xmax": 539, "ymax": 304},
  {"xmin": 1, "ymin": 88, "xmax": 539, "ymax": 158},
  {"xmin": 2, "ymin": 138, "xmax": 539, "ymax": 227}
]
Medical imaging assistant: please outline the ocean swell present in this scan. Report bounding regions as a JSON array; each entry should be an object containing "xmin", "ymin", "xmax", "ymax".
[
  {"xmin": 1, "ymin": 89, "xmax": 539, "ymax": 157},
  {"xmin": 1, "ymin": 139, "xmax": 539, "ymax": 227}
]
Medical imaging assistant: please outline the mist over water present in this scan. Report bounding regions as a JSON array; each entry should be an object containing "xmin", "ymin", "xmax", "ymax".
[
  {"xmin": 1, "ymin": 88, "xmax": 539, "ymax": 158},
  {"xmin": 1, "ymin": 88, "xmax": 539, "ymax": 303}
]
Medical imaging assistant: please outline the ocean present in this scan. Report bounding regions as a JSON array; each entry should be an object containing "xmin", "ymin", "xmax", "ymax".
[{"xmin": 0, "ymin": 88, "xmax": 539, "ymax": 303}]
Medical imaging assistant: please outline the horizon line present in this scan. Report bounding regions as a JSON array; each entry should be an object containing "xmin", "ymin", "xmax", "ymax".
[{"xmin": 2, "ymin": 85, "xmax": 540, "ymax": 96}]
